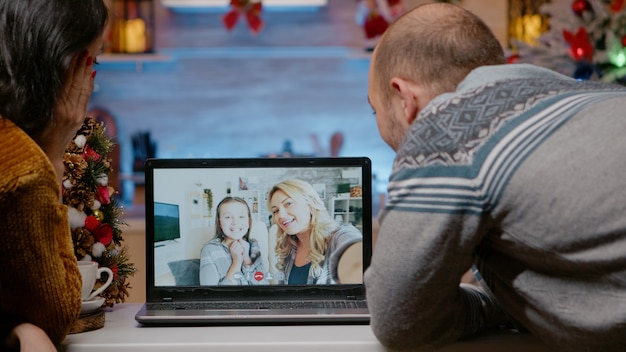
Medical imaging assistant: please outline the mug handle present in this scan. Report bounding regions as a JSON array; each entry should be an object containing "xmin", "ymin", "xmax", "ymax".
[{"xmin": 86, "ymin": 267, "xmax": 114, "ymax": 301}]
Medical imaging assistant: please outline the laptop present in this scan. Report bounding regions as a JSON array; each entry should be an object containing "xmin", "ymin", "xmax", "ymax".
[{"xmin": 135, "ymin": 157, "xmax": 372, "ymax": 325}]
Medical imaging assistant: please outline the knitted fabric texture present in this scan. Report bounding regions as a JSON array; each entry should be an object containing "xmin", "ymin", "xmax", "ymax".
[{"xmin": 0, "ymin": 117, "xmax": 82, "ymax": 345}]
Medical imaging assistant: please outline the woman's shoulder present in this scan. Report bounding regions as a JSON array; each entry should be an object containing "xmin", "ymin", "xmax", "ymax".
[
  {"xmin": 325, "ymin": 224, "xmax": 363, "ymax": 269},
  {"xmin": 207, "ymin": 237, "xmax": 223, "ymax": 245},
  {"xmin": 200, "ymin": 238, "xmax": 226, "ymax": 259},
  {"xmin": 334, "ymin": 223, "xmax": 362, "ymax": 236},
  {"xmin": 201, "ymin": 237, "xmax": 223, "ymax": 250},
  {"xmin": 330, "ymin": 224, "xmax": 362, "ymax": 245}
]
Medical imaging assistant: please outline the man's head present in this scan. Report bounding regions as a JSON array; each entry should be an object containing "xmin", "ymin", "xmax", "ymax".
[{"xmin": 368, "ymin": 2, "xmax": 506, "ymax": 151}]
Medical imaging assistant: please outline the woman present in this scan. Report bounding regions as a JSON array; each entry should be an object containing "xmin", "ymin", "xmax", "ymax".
[
  {"xmin": 200, "ymin": 197, "xmax": 266, "ymax": 285},
  {"xmin": 0, "ymin": 0, "xmax": 109, "ymax": 349},
  {"xmin": 268, "ymin": 179, "xmax": 363, "ymax": 285}
]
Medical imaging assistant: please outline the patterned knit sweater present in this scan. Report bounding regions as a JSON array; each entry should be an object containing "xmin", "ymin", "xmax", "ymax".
[
  {"xmin": 0, "ymin": 117, "xmax": 81, "ymax": 345},
  {"xmin": 365, "ymin": 64, "xmax": 626, "ymax": 352}
]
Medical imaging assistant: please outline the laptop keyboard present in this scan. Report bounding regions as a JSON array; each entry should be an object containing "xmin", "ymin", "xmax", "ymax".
[{"xmin": 148, "ymin": 300, "xmax": 367, "ymax": 310}]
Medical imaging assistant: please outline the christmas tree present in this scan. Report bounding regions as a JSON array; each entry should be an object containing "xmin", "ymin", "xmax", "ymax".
[
  {"xmin": 513, "ymin": 0, "xmax": 626, "ymax": 84},
  {"xmin": 64, "ymin": 116, "xmax": 137, "ymax": 307}
]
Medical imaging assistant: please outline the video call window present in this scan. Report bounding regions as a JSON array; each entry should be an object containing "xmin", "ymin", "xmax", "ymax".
[{"xmin": 151, "ymin": 165, "xmax": 368, "ymax": 287}]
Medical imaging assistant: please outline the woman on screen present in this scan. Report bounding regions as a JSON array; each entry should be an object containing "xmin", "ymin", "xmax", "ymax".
[
  {"xmin": 199, "ymin": 197, "xmax": 266, "ymax": 285},
  {"xmin": 268, "ymin": 179, "xmax": 363, "ymax": 285}
]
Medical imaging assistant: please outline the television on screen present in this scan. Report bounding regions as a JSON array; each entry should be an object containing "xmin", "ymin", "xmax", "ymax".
[{"xmin": 154, "ymin": 202, "xmax": 181, "ymax": 242}]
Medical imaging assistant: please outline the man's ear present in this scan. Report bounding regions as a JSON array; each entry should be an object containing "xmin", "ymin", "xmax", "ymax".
[{"xmin": 390, "ymin": 77, "xmax": 422, "ymax": 126}]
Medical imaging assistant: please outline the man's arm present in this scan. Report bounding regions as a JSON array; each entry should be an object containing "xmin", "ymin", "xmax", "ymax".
[
  {"xmin": 337, "ymin": 242, "xmax": 363, "ymax": 284},
  {"xmin": 0, "ymin": 177, "xmax": 82, "ymax": 344},
  {"xmin": 365, "ymin": 208, "xmax": 500, "ymax": 351}
]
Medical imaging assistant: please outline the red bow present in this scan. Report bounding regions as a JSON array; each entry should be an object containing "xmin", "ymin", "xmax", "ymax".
[{"xmin": 222, "ymin": 0, "xmax": 264, "ymax": 35}]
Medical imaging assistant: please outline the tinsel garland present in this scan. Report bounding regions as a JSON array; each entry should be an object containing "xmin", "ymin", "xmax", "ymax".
[{"xmin": 63, "ymin": 116, "xmax": 137, "ymax": 307}]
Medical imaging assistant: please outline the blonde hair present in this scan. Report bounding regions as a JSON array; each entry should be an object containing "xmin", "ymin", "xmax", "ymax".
[{"xmin": 267, "ymin": 179, "xmax": 338, "ymax": 276}]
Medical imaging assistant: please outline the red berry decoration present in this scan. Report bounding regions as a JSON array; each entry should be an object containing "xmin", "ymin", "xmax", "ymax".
[
  {"xmin": 507, "ymin": 54, "xmax": 520, "ymax": 64},
  {"xmin": 610, "ymin": 0, "xmax": 625, "ymax": 13},
  {"xmin": 572, "ymin": 0, "xmax": 591, "ymax": 17}
]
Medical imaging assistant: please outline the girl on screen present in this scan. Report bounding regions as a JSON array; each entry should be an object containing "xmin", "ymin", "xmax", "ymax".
[
  {"xmin": 268, "ymin": 179, "xmax": 363, "ymax": 285},
  {"xmin": 199, "ymin": 197, "xmax": 266, "ymax": 285}
]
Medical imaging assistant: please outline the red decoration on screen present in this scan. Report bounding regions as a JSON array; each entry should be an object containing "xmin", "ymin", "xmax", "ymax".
[{"xmin": 254, "ymin": 271, "xmax": 265, "ymax": 281}]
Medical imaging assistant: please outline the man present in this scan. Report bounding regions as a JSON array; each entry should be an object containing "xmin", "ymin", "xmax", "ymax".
[{"xmin": 364, "ymin": 3, "xmax": 626, "ymax": 352}]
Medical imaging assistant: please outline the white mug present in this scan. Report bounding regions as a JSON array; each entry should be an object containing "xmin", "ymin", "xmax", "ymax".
[{"xmin": 77, "ymin": 261, "xmax": 113, "ymax": 301}]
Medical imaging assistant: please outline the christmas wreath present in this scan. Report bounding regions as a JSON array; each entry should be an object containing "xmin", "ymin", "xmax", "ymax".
[{"xmin": 63, "ymin": 116, "xmax": 136, "ymax": 307}]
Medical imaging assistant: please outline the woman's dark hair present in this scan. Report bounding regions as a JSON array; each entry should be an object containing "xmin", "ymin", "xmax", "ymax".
[{"xmin": 0, "ymin": 0, "xmax": 109, "ymax": 137}]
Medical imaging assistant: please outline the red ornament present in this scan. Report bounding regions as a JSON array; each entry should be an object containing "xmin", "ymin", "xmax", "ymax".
[
  {"xmin": 85, "ymin": 215, "xmax": 101, "ymax": 232},
  {"xmin": 110, "ymin": 264, "xmax": 119, "ymax": 280},
  {"xmin": 358, "ymin": 0, "xmax": 404, "ymax": 39},
  {"xmin": 93, "ymin": 224, "xmax": 114, "ymax": 246},
  {"xmin": 387, "ymin": 0, "xmax": 405, "ymax": 18},
  {"xmin": 222, "ymin": 0, "xmax": 263, "ymax": 35},
  {"xmin": 610, "ymin": 0, "xmax": 625, "ymax": 12},
  {"xmin": 563, "ymin": 27, "xmax": 593, "ymax": 61},
  {"xmin": 82, "ymin": 145, "xmax": 101, "ymax": 161},
  {"xmin": 507, "ymin": 54, "xmax": 520, "ymax": 64},
  {"xmin": 622, "ymin": 35, "xmax": 626, "ymax": 47},
  {"xmin": 364, "ymin": 11, "xmax": 389, "ymax": 39},
  {"xmin": 572, "ymin": 0, "xmax": 591, "ymax": 17}
]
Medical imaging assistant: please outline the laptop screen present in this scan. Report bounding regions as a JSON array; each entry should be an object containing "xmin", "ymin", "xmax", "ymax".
[{"xmin": 145, "ymin": 157, "xmax": 372, "ymax": 292}]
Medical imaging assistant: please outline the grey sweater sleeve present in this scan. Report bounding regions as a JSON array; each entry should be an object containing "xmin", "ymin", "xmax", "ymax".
[{"xmin": 365, "ymin": 209, "xmax": 489, "ymax": 351}]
